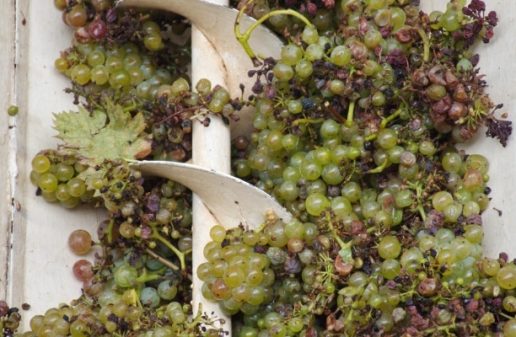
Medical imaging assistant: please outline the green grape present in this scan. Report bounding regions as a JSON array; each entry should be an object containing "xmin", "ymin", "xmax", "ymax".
[
  {"xmin": 331, "ymin": 196, "xmax": 352, "ymax": 218},
  {"xmin": 305, "ymin": 44, "xmax": 324, "ymax": 61},
  {"xmin": 380, "ymin": 259, "xmax": 401, "ymax": 280},
  {"xmin": 440, "ymin": 10, "xmax": 461, "ymax": 32},
  {"xmin": 504, "ymin": 296, "xmax": 516, "ymax": 313},
  {"xmin": 278, "ymin": 181, "xmax": 299, "ymax": 201},
  {"xmin": 281, "ymin": 44, "xmax": 303, "ymax": 66},
  {"xmin": 114, "ymin": 264, "xmax": 138, "ymax": 288},
  {"xmin": 378, "ymin": 236, "xmax": 401, "ymax": 259},
  {"xmin": 91, "ymin": 65, "xmax": 109, "ymax": 85},
  {"xmin": 436, "ymin": 228, "xmax": 455, "ymax": 243},
  {"xmin": 443, "ymin": 202, "xmax": 462, "ymax": 223},
  {"xmin": 432, "ymin": 191, "xmax": 454, "ymax": 211},
  {"xmin": 140, "ymin": 287, "xmax": 160, "ymax": 308},
  {"xmin": 32, "ymin": 154, "xmax": 51, "ymax": 173},
  {"xmin": 144, "ymin": 34, "xmax": 164, "ymax": 51},
  {"xmin": 497, "ymin": 264, "xmax": 516, "ymax": 290},
  {"xmin": 273, "ymin": 63, "xmax": 294, "ymax": 81},
  {"xmin": 38, "ymin": 173, "xmax": 58, "ymax": 193},
  {"xmin": 330, "ymin": 46, "xmax": 351, "ymax": 67},
  {"xmin": 394, "ymin": 189, "xmax": 414, "ymax": 208},
  {"xmin": 341, "ymin": 182, "xmax": 361, "ymax": 202},
  {"xmin": 419, "ymin": 141, "xmax": 436, "ymax": 156},
  {"xmin": 442, "ymin": 152, "xmax": 462, "ymax": 173},
  {"xmin": 128, "ymin": 67, "xmax": 145, "ymax": 85},
  {"xmin": 302, "ymin": 26, "xmax": 319, "ymax": 44},
  {"xmin": 465, "ymin": 154, "xmax": 489, "ymax": 174},
  {"xmin": 157, "ymin": 280, "xmax": 177, "ymax": 300},
  {"xmin": 295, "ymin": 59, "xmax": 313, "ymax": 78},
  {"xmin": 321, "ymin": 164, "xmax": 344, "ymax": 185},
  {"xmin": 300, "ymin": 160, "xmax": 322, "ymax": 181},
  {"xmin": 123, "ymin": 53, "xmax": 142, "ymax": 69},
  {"xmin": 66, "ymin": 178, "xmax": 86, "ymax": 198},
  {"xmin": 361, "ymin": 200, "xmax": 380, "ymax": 218},
  {"xmin": 54, "ymin": 57, "xmax": 69, "ymax": 72},
  {"xmin": 70, "ymin": 64, "xmax": 91, "ymax": 85},
  {"xmin": 376, "ymin": 129, "xmax": 398, "ymax": 150},
  {"xmin": 305, "ymin": 193, "xmax": 330, "ymax": 216},
  {"xmin": 56, "ymin": 184, "xmax": 71, "ymax": 202},
  {"xmin": 363, "ymin": 60, "xmax": 382, "ymax": 76},
  {"xmin": 464, "ymin": 225, "xmax": 483, "ymax": 244},
  {"xmin": 504, "ymin": 320, "xmax": 516, "ymax": 337},
  {"xmin": 209, "ymin": 225, "xmax": 226, "ymax": 243},
  {"xmin": 329, "ymin": 79, "xmax": 345, "ymax": 95},
  {"xmin": 167, "ymin": 306, "xmax": 186, "ymax": 324},
  {"xmin": 371, "ymin": 91, "xmax": 386, "ymax": 107},
  {"xmin": 246, "ymin": 286, "xmax": 265, "ymax": 306},
  {"xmin": 87, "ymin": 50, "xmax": 106, "ymax": 67},
  {"xmin": 391, "ymin": 7, "xmax": 407, "ymax": 30},
  {"xmin": 109, "ymin": 69, "xmax": 131, "ymax": 89},
  {"xmin": 171, "ymin": 78, "xmax": 190, "ymax": 96},
  {"xmin": 364, "ymin": 29, "xmax": 383, "ymax": 49},
  {"xmin": 55, "ymin": 163, "xmax": 75, "ymax": 182},
  {"xmin": 223, "ymin": 266, "xmax": 246, "ymax": 288},
  {"xmin": 463, "ymin": 168, "xmax": 484, "ymax": 192}
]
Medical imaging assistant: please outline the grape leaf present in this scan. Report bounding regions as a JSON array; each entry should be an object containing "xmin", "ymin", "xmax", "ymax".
[{"xmin": 53, "ymin": 104, "xmax": 151, "ymax": 163}]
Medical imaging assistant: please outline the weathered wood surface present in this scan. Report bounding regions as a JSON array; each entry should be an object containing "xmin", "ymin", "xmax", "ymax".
[{"xmin": 0, "ymin": 0, "xmax": 515, "ymax": 333}]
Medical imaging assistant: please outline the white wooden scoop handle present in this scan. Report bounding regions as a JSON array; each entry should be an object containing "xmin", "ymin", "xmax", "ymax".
[{"xmin": 132, "ymin": 160, "xmax": 293, "ymax": 227}]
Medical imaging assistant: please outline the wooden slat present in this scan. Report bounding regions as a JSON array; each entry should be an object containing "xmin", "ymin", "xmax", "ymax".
[
  {"xmin": 10, "ymin": 1, "xmax": 104, "ymax": 325},
  {"xmin": 0, "ymin": 0, "xmax": 16, "ymax": 300}
]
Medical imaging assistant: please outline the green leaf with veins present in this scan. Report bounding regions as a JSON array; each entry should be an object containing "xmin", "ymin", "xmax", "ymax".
[{"xmin": 53, "ymin": 103, "xmax": 151, "ymax": 163}]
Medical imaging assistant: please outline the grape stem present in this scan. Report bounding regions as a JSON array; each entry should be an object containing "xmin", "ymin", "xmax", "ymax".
[
  {"xmin": 106, "ymin": 220, "xmax": 114, "ymax": 244},
  {"xmin": 346, "ymin": 100, "xmax": 356, "ymax": 127},
  {"xmin": 292, "ymin": 118, "xmax": 324, "ymax": 126},
  {"xmin": 325, "ymin": 214, "xmax": 350, "ymax": 251},
  {"xmin": 417, "ymin": 28, "xmax": 430, "ymax": 63},
  {"xmin": 235, "ymin": 3, "xmax": 314, "ymax": 65},
  {"xmin": 367, "ymin": 159, "xmax": 388, "ymax": 174},
  {"xmin": 145, "ymin": 248, "xmax": 180, "ymax": 271},
  {"xmin": 136, "ymin": 269, "xmax": 162, "ymax": 284},
  {"xmin": 151, "ymin": 228, "xmax": 186, "ymax": 271},
  {"xmin": 380, "ymin": 108, "xmax": 402, "ymax": 129},
  {"xmin": 408, "ymin": 182, "xmax": 427, "ymax": 221}
]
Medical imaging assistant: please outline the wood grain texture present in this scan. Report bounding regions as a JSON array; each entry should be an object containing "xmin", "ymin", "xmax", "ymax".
[
  {"xmin": 0, "ymin": 0, "xmax": 16, "ymax": 301},
  {"xmin": 3, "ymin": 0, "xmax": 516, "ymax": 334}
]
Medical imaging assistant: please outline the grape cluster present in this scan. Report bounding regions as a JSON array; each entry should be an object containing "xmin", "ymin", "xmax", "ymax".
[
  {"xmin": 199, "ymin": 225, "xmax": 276, "ymax": 314},
  {"xmin": 0, "ymin": 301, "xmax": 22, "ymax": 336},
  {"xmin": 30, "ymin": 150, "xmax": 92, "ymax": 208},
  {"xmin": 56, "ymin": 41, "xmax": 179, "ymax": 93},
  {"xmin": 53, "ymin": 0, "xmax": 189, "ymax": 49},
  {"xmin": 226, "ymin": 0, "xmax": 515, "ymax": 336}
]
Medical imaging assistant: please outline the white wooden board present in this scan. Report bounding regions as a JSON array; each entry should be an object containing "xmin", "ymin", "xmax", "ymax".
[{"xmin": 0, "ymin": 0, "xmax": 515, "ymax": 333}]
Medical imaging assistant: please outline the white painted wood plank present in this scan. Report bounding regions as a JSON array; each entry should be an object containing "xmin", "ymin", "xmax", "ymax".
[
  {"xmin": 190, "ymin": 0, "xmax": 232, "ymax": 331},
  {"xmin": 10, "ymin": 0, "xmax": 103, "ymax": 325},
  {"xmin": 0, "ymin": 0, "xmax": 16, "ymax": 301}
]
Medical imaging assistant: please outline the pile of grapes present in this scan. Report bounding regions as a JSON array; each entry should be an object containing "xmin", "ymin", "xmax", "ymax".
[{"xmin": 2, "ymin": 0, "xmax": 515, "ymax": 336}]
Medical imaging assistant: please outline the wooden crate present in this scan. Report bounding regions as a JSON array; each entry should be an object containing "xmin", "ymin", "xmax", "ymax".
[{"xmin": 1, "ymin": 0, "xmax": 516, "ymax": 331}]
